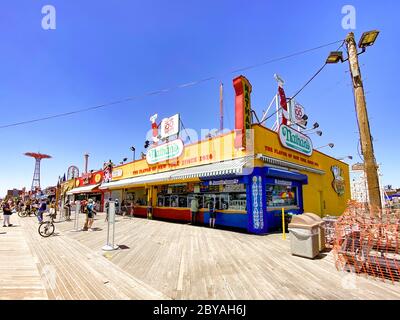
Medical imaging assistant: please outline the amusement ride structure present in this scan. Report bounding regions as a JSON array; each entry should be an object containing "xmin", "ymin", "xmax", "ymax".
[{"xmin": 24, "ymin": 152, "xmax": 52, "ymax": 191}]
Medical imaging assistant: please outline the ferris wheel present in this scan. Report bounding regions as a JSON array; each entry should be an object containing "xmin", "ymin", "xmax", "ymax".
[{"xmin": 67, "ymin": 165, "xmax": 79, "ymax": 180}]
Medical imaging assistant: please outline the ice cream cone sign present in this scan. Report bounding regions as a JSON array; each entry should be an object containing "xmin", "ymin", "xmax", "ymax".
[{"xmin": 150, "ymin": 114, "xmax": 160, "ymax": 144}]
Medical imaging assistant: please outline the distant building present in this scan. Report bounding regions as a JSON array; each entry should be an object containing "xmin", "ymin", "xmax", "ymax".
[
  {"xmin": 350, "ymin": 168, "xmax": 386, "ymax": 206},
  {"xmin": 6, "ymin": 189, "xmax": 23, "ymax": 198}
]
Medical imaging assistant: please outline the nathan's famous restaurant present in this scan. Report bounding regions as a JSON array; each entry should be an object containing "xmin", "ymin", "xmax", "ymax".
[{"xmin": 63, "ymin": 75, "xmax": 350, "ymax": 235}]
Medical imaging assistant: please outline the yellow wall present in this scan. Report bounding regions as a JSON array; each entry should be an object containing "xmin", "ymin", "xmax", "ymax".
[
  {"xmin": 112, "ymin": 132, "xmax": 247, "ymax": 180},
  {"xmin": 253, "ymin": 125, "xmax": 350, "ymax": 216},
  {"xmin": 61, "ymin": 179, "xmax": 75, "ymax": 194},
  {"xmin": 109, "ymin": 124, "xmax": 350, "ymax": 217}
]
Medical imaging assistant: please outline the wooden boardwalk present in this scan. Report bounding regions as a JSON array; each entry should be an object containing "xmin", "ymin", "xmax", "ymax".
[
  {"xmin": 55, "ymin": 212, "xmax": 400, "ymax": 300},
  {"xmin": 17, "ymin": 214, "xmax": 168, "ymax": 300},
  {"xmin": 0, "ymin": 215, "xmax": 48, "ymax": 300},
  {"xmin": 2, "ymin": 211, "xmax": 400, "ymax": 299}
]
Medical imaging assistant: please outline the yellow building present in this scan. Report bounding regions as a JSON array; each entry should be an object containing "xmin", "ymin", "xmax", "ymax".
[{"xmin": 98, "ymin": 122, "xmax": 349, "ymax": 234}]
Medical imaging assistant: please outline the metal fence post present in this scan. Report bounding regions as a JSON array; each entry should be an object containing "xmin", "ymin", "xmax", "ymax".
[
  {"xmin": 102, "ymin": 201, "xmax": 118, "ymax": 251},
  {"xmin": 70, "ymin": 201, "xmax": 81, "ymax": 232}
]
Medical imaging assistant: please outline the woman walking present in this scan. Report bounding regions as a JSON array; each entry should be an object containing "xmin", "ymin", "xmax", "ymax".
[{"xmin": 2, "ymin": 200, "xmax": 14, "ymax": 227}]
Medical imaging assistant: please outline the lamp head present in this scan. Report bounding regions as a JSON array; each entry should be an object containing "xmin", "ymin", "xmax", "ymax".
[
  {"xmin": 326, "ymin": 51, "xmax": 344, "ymax": 64},
  {"xmin": 358, "ymin": 30, "xmax": 379, "ymax": 49}
]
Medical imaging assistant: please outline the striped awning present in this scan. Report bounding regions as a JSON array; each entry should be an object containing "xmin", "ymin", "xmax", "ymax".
[
  {"xmin": 99, "ymin": 156, "xmax": 254, "ymax": 189},
  {"xmin": 169, "ymin": 156, "xmax": 255, "ymax": 180},
  {"xmin": 99, "ymin": 171, "xmax": 172, "ymax": 189},
  {"xmin": 257, "ymin": 154, "xmax": 325, "ymax": 175},
  {"xmin": 66, "ymin": 184, "xmax": 100, "ymax": 195}
]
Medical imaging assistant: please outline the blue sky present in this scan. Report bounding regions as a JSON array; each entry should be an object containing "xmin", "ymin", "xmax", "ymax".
[{"xmin": 0, "ymin": 0, "xmax": 399, "ymax": 196}]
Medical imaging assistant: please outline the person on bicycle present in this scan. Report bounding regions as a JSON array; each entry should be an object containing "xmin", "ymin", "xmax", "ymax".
[
  {"xmin": 49, "ymin": 200, "xmax": 56, "ymax": 218},
  {"xmin": 37, "ymin": 199, "xmax": 47, "ymax": 223},
  {"xmin": 25, "ymin": 199, "xmax": 31, "ymax": 213}
]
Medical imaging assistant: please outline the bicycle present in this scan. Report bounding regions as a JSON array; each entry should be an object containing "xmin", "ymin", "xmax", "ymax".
[
  {"xmin": 18, "ymin": 207, "xmax": 38, "ymax": 218},
  {"xmin": 38, "ymin": 213, "xmax": 56, "ymax": 237}
]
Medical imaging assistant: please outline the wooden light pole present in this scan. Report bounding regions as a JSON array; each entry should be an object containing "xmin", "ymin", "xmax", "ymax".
[{"xmin": 345, "ymin": 32, "xmax": 382, "ymax": 210}]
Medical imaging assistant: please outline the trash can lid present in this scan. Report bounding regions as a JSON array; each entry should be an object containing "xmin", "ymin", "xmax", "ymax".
[
  {"xmin": 290, "ymin": 214, "xmax": 316, "ymax": 226},
  {"xmin": 303, "ymin": 212, "xmax": 325, "ymax": 225},
  {"xmin": 288, "ymin": 222, "xmax": 320, "ymax": 230}
]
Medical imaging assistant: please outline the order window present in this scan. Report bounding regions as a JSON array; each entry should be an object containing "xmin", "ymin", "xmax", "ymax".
[{"xmin": 266, "ymin": 184, "xmax": 299, "ymax": 208}]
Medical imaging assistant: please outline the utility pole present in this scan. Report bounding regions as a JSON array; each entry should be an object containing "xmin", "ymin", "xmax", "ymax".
[{"xmin": 345, "ymin": 32, "xmax": 382, "ymax": 210}]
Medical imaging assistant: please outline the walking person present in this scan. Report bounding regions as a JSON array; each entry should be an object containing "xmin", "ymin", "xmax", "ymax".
[
  {"xmin": 190, "ymin": 197, "xmax": 199, "ymax": 225},
  {"xmin": 147, "ymin": 198, "xmax": 153, "ymax": 219},
  {"xmin": 208, "ymin": 198, "xmax": 216, "ymax": 228},
  {"xmin": 2, "ymin": 200, "xmax": 14, "ymax": 227},
  {"xmin": 86, "ymin": 199, "xmax": 96, "ymax": 231},
  {"xmin": 115, "ymin": 198, "xmax": 120, "ymax": 215},
  {"xmin": 64, "ymin": 199, "xmax": 71, "ymax": 221}
]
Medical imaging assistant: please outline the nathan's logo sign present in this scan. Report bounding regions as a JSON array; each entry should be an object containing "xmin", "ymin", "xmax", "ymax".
[
  {"xmin": 331, "ymin": 166, "xmax": 345, "ymax": 196},
  {"xmin": 160, "ymin": 114, "xmax": 180, "ymax": 139},
  {"xmin": 146, "ymin": 139, "xmax": 184, "ymax": 165},
  {"xmin": 279, "ymin": 125, "xmax": 313, "ymax": 156}
]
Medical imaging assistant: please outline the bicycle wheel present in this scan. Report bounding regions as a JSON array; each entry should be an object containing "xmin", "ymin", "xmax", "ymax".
[
  {"xmin": 18, "ymin": 211, "xmax": 25, "ymax": 217},
  {"xmin": 38, "ymin": 222, "xmax": 55, "ymax": 237}
]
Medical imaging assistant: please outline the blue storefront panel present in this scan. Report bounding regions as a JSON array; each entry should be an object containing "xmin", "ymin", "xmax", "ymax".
[{"xmin": 203, "ymin": 212, "xmax": 248, "ymax": 229}]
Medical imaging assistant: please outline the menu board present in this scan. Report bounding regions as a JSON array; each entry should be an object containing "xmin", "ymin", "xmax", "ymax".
[
  {"xmin": 200, "ymin": 183, "xmax": 221, "ymax": 193},
  {"xmin": 222, "ymin": 184, "xmax": 246, "ymax": 193}
]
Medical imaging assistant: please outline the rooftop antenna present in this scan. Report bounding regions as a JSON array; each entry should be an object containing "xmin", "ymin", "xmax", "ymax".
[{"xmin": 219, "ymin": 82, "xmax": 224, "ymax": 132}]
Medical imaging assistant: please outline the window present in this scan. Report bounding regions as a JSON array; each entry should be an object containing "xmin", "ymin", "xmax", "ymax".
[
  {"xmin": 266, "ymin": 184, "xmax": 298, "ymax": 208},
  {"xmin": 170, "ymin": 195, "xmax": 179, "ymax": 207},
  {"xmin": 178, "ymin": 196, "xmax": 187, "ymax": 208},
  {"xmin": 164, "ymin": 195, "xmax": 170, "ymax": 207},
  {"xmin": 228, "ymin": 193, "xmax": 247, "ymax": 211},
  {"xmin": 156, "ymin": 182, "xmax": 247, "ymax": 212},
  {"xmin": 157, "ymin": 196, "xmax": 164, "ymax": 207}
]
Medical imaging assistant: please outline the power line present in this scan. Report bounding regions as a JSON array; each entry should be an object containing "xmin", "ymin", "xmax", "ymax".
[
  {"xmin": 260, "ymin": 41, "xmax": 345, "ymax": 125},
  {"xmin": 0, "ymin": 39, "xmax": 344, "ymax": 130}
]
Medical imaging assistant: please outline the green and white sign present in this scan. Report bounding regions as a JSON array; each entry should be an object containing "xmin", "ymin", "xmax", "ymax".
[
  {"xmin": 279, "ymin": 124, "xmax": 313, "ymax": 156},
  {"xmin": 146, "ymin": 139, "xmax": 184, "ymax": 165}
]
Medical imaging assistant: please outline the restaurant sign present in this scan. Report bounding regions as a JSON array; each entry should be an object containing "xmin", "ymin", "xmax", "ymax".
[
  {"xmin": 279, "ymin": 124, "xmax": 313, "ymax": 156},
  {"xmin": 160, "ymin": 114, "xmax": 180, "ymax": 139},
  {"xmin": 146, "ymin": 139, "xmax": 184, "ymax": 165}
]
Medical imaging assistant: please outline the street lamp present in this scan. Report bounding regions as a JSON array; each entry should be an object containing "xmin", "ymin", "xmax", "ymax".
[
  {"xmin": 308, "ymin": 130, "xmax": 322, "ymax": 136},
  {"xmin": 130, "ymin": 146, "xmax": 136, "ymax": 162},
  {"xmin": 302, "ymin": 122, "xmax": 319, "ymax": 133},
  {"xmin": 337, "ymin": 155, "xmax": 353, "ymax": 161},
  {"xmin": 358, "ymin": 30, "xmax": 379, "ymax": 49},
  {"xmin": 326, "ymin": 30, "xmax": 382, "ymax": 210},
  {"xmin": 315, "ymin": 143, "xmax": 334, "ymax": 150},
  {"xmin": 326, "ymin": 51, "xmax": 344, "ymax": 64}
]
